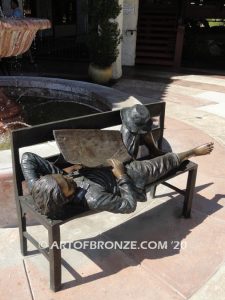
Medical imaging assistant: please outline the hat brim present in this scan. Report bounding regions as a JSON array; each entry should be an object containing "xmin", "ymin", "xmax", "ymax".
[{"xmin": 120, "ymin": 107, "xmax": 152, "ymax": 134}]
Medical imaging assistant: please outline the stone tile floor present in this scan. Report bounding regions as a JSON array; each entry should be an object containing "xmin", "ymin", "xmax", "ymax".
[{"xmin": 0, "ymin": 68, "xmax": 225, "ymax": 299}]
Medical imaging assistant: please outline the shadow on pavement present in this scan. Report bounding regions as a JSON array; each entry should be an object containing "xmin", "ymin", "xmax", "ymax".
[{"xmin": 59, "ymin": 182, "xmax": 224, "ymax": 290}]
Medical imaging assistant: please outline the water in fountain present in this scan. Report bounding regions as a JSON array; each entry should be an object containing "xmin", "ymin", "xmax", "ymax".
[
  {"xmin": 0, "ymin": 89, "xmax": 22, "ymax": 122},
  {"xmin": 0, "ymin": 89, "xmax": 29, "ymax": 150},
  {"xmin": 0, "ymin": 86, "xmax": 102, "ymax": 150}
]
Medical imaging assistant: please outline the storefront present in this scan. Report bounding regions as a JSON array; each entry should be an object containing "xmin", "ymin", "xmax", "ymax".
[{"xmin": 1, "ymin": 0, "xmax": 225, "ymax": 77}]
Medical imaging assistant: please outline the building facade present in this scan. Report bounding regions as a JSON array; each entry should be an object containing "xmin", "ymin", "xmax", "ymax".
[{"xmin": 2, "ymin": 0, "xmax": 225, "ymax": 77}]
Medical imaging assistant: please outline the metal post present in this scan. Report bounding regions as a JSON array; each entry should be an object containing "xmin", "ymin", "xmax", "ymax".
[
  {"xmin": 183, "ymin": 166, "xmax": 197, "ymax": 218},
  {"xmin": 48, "ymin": 225, "xmax": 61, "ymax": 292}
]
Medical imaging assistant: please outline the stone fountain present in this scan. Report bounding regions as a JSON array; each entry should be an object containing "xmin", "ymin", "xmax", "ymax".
[
  {"xmin": 0, "ymin": 17, "xmax": 51, "ymax": 147},
  {"xmin": 0, "ymin": 17, "xmax": 51, "ymax": 57}
]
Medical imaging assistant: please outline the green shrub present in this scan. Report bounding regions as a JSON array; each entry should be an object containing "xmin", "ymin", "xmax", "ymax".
[{"xmin": 88, "ymin": 0, "xmax": 122, "ymax": 67}]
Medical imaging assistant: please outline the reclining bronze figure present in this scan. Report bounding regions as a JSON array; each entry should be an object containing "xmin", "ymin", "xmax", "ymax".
[{"xmin": 21, "ymin": 104, "xmax": 214, "ymax": 219}]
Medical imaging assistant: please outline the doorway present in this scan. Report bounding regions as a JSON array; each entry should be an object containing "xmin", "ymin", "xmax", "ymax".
[{"xmin": 136, "ymin": 0, "xmax": 179, "ymax": 67}]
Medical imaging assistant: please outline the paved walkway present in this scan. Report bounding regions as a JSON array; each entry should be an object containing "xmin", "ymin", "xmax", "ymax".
[
  {"xmin": 115, "ymin": 68, "xmax": 225, "ymax": 146},
  {"xmin": 1, "ymin": 70, "xmax": 225, "ymax": 300}
]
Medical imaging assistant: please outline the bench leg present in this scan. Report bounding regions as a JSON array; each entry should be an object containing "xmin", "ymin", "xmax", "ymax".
[
  {"xmin": 149, "ymin": 185, "xmax": 157, "ymax": 199},
  {"xmin": 48, "ymin": 225, "xmax": 61, "ymax": 292},
  {"xmin": 183, "ymin": 167, "xmax": 197, "ymax": 218},
  {"xmin": 18, "ymin": 213, "xmax": 28, "ymax": 256}
]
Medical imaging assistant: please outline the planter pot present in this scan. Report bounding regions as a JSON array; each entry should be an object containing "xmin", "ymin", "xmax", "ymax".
[{"xmin": 88, "ymin": 63, "xmax": 113, "ymax": 84}]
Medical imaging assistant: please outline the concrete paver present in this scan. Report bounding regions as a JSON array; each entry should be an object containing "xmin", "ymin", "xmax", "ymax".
[
  {"xmin": 0, "ymin": 174, "xmax": 18, "ymax": 227},
  {"xmin": 189, "ymin": 261, "xmax": 225, "ymax": 300},
  {"xmin": 115, "ymin": 72, "xmax": 225, "ymax": 147},
  {"xmin": 0, "ymin": 264, "xmax": 32, "ymax": 300},
  {"xmin": 105, "ymin": 204, "xmax": 225, "ymax": 297},
  {"xmin": 0, "ymin": 228, "xmax": 32, "ymax": 300},
  {"xmin": 24, "ymin": 234, "xmax": 185, "ymax": 300}
]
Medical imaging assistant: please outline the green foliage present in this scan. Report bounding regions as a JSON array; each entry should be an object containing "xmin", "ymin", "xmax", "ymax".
[{"xmin": 88, "ymin": 0, "xmax": 122, "ymax": 67}]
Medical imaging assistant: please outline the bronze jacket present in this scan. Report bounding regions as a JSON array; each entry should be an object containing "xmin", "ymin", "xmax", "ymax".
[{"xmin": 21, "ymin": 152, "xmax": 146, "ymax": 218}]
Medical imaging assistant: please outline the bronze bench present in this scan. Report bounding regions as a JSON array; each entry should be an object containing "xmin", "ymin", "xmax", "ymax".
[{"xmin": 11, "ymin": 102, "xmax": 197, "ymax": 291}]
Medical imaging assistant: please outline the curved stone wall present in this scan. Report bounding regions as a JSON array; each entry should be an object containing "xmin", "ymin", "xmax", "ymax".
[{"xmin": 0, "ymin": 76, "xmax": 139, "ymax": 111}]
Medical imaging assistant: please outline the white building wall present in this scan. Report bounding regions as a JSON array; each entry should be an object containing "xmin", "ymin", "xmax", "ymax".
[
  {"xmin": 122, "ymin": 0, "xmax": 139, "ymax": 66},
  {"xmin": 112, "ymin": 0, "xmax": 123, "ymax": 79},
  {"xmin": 113, "ymin": 0, "xmax": 139, "ymax": 78}
]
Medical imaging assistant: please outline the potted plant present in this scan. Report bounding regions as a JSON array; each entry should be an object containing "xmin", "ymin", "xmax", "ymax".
[{"xmin": 87, "ymin": 0, "xmax": 122, "ymax": 84}]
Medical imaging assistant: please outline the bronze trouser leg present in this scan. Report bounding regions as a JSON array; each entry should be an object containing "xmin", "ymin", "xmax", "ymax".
[
  {"xmin": 126, "ymin": 153, "xmax": 180, "ymax": 189},
  {"xmin": 149, "ymin": 185, "xmax": 157, "ymax": 199}
]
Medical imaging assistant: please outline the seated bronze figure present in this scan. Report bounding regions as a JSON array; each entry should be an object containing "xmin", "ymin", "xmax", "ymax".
[{"xmin": 21, "ymin": 104, "xmax": 214, "ymax": 219}]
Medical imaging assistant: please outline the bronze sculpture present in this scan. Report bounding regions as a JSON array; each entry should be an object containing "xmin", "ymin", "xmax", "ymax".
[{"xmin": 21, "ymin": 104, "xmax": 214, "ymax": 219}]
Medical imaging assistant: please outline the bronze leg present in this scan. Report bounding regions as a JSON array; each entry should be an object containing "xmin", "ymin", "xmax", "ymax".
[
  {"xmin": 19, "ymin": 212, "xmax": 28, "ymax": 256},
  {"xmin": 48, "ymin": 225, "xmax": 61, "ymax": 292},
  {"xmin": 183, "ymin": 167, "xmax": 197, "ymax": 218},
  {"xmin": 149, "ymin": 185, "xmax": 157, "ymax": 199}
]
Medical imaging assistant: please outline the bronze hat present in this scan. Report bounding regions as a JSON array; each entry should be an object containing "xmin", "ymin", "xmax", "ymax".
[{"xmin": 120, "ymin": 104, "xmax": 152, "ymax": 134}]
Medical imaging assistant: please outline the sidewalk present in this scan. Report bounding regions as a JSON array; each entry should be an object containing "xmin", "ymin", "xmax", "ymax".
[{"xmin": 1, "ymin": 70, "xmax": 225, "ymax": 300}]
